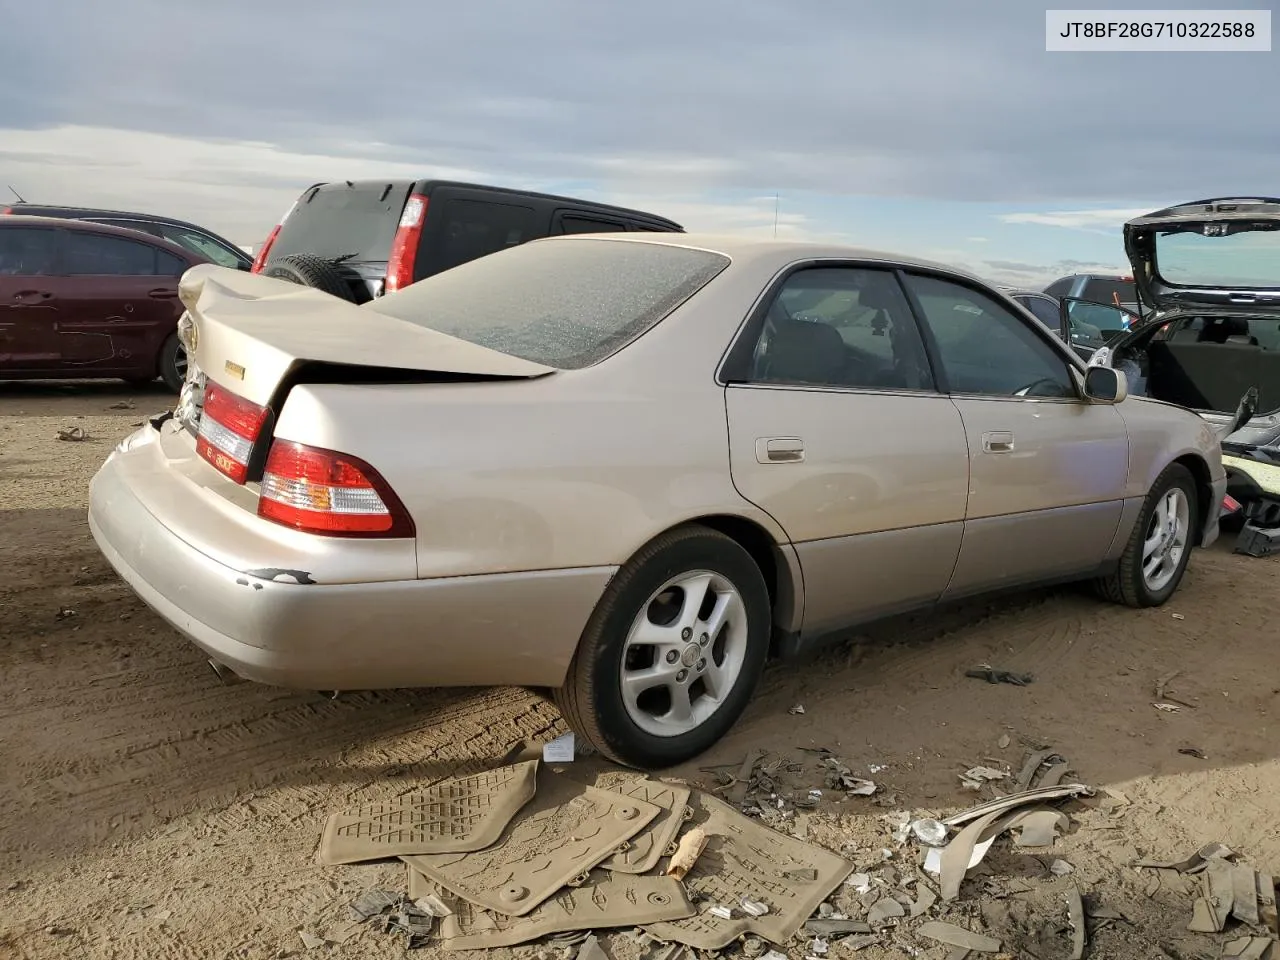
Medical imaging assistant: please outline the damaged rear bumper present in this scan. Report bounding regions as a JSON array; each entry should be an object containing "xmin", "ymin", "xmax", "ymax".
[{"xmin": 87, "ymin": 429, "xmax": 613, "ymax": 691}]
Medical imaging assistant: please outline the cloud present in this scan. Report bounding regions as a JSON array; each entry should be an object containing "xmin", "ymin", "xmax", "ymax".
[
  {"xmin": 966, "ymin": 237, "xmax": 989, "ymax": 243},
  {"xmin": 998, "ymin": 209, "xmax": 1152, "ymax": 231}
]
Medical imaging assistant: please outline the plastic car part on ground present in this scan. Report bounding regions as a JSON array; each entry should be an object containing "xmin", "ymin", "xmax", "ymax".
[
  {"xmin": 402, "ymin": 766, "xmax": 662, "ymax": 916},
  {"xmin": 319, "ymin": 759, "xmax": 538, "ymax": 865},
  {"xmin": 600, "ymin": 779, "xmax": 693, "ymax": 874},
  {"xmin": 406, "ymin": 866, "xmax": 694, "ymax": 951},
  {"xmin": 640, "ymin": 792, "xmax": 855, "ymax": 949}
]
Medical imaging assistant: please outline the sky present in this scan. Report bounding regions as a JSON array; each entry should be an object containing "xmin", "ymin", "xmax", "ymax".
[{"xmin": 2, "ymin": 0, "xmax": 1277, "ymax": 288}]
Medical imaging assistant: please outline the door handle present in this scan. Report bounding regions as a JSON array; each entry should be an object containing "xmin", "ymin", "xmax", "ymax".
[
  {"xmin": 755, "ymin": 437, "xmax": 805, "ymax": 463},
  {"xmin": 148, "ymin": 288, "xmax": 178, "ymax": 298},
  {"xmin": 982, "ymin": 431, "xmax": 1015, "ymax": 453}
]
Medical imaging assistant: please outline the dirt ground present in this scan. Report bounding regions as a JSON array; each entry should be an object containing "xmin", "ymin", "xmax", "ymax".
[{"xmin": 2, "ymin": 380, "xmax": 1279, "ymax": 960}]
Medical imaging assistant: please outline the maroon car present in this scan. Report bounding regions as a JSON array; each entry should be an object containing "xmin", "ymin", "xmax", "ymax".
[{"xmin": 0, "ymin": 216, "xmax": 208, "ymax": 391}]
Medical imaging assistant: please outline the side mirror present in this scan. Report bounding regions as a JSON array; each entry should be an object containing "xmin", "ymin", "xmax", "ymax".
[{"xmin": 1084, "ymin": 366, "xmax": 1128, "ymax": 404}]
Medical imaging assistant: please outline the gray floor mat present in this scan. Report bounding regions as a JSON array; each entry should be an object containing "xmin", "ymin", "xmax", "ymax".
[
  {"xmin": 408, "ymin": 866, "xmax": 694, "ymax": 950},
  {"xmin": 402, "ymin": 769, "xmax": 661, "ymax": 917},
  {"xmin": 642, "ymin": 792, "xmax": 855, "ymax": 949},
  {"xmin": 602, "ymin": 779, "xmax": 692, "ymax": 874},
  {"xmin": 319, "ymin": 760, "xmax": 539, "ymax": 866}
]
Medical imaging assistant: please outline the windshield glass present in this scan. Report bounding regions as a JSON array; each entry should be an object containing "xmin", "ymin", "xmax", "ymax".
[
  {"xmin": 271, "ymin": 182, "xmax": 409, "ymax": 263},
  {"xmin": 367, "ymin": 238, "xmax": 730, "ymax": 368},
  {"xmin": 1156, "ymin": 223, "xmax": 1280, "ymax": 288}
]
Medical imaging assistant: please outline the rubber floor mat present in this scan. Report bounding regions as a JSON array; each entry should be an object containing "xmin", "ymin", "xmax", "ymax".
[
  {"xmin": 319, "ymin": 760, "xmax": 539, "ymax": 865},
  {"xmin": 602, "ymin": 779, "xmax": 692, "ymax": 874},
  {"xmin": 408, "ymin": 866, "xmax": 694, "ymax": 950},
  {"xmin": 402, "ymin": 768, "xmax": 661, "ymax": 917},
  {"xmin": 642, "ymin": 792, "xmax": 855, "ymax": 949}
]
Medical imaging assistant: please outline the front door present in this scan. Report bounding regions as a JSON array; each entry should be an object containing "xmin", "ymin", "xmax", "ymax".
[
  {"xmin": 0, "ymin": 225, "xmax": 62, "ymax": 369},
  {"xmin": 723, "ymin": 264, "xmax": 971, "ymax": 639},
  {"xmin": 902, "ymin": 273, "xmax": 1130, "ymax": 597}
]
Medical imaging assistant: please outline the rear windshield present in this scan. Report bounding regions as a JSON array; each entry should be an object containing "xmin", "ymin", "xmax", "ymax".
[
  {"xmin": 1081, "ymin": 278, "xmax": 1136, "ymax": 306},
  {"xmin": 270, "ymin": 182, "xmax": 410, "ymax": 263},
  {"xmin": 1156, "ymin": 223, "xmax": 1280, "ymax": 288},
  {"xmin": 367, "ymin": 238, "xmax": 730, "ymax": 369}
]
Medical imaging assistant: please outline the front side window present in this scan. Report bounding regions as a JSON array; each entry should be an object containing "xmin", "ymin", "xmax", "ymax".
[
  {"xmin": 906, "ymin": 274, "xmax": 1077, "ymax": 398},
  {"xmin": 0, "ymin": 227, "xmax": 58, "ymax": 275},
  {"xmin": 741, "ymin": 267, "xmax": 933, "ymax": 390},
  {"xmin": 157, "ymin": 226, "xmax": 244, "ymax": 268},
  {"xmin": 1020, "ymin": 296, "xmax": 1062, "ymax": 331}
]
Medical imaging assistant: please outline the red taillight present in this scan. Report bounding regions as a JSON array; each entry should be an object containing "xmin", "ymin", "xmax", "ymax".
[
  {"xmin": 385, "ymin": 193, "xmax": 428, "ymax": 293},
  {"xmin": 1224, "ymin": 494, "xmax": 1242, "ymax": 514},
  {"xmin": 257, "ymin": 441, "xmax": 414, "ymax": 538},
  {"xmin": 196, "ymin": 382, "xmax": 269, "ymax": 483},
  {"xmin": 0, "ymin": 206, "xmax": 11, "ymax": 216},
  {"xmin": 250, "ymin": 224, "xmax": 281, "ymax": 274},
  {"xmin": 250, "ymin": 198, "xmax": 300, "ymax": 273}
]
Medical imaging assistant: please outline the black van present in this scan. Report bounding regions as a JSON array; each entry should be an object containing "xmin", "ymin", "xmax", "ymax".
[{"xmin": 252, "ymin": 179, "xmax": 684, "ymax": 302}]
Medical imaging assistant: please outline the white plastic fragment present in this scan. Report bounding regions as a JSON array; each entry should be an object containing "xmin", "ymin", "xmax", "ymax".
[
  {"xmin": 543, "ymin": 733, "xmax": 576, "ymax": 762},
  {"xmin": 1050, "ymin": 859, "xmax": 1075, "ymax": 876},
  {"xmin": 414, "ymin": 894, "xmax": 453, "ymax": 917},
  {"xmin": 847, "ymin": 779, "xmax": 877, "ymax": 796},
  {"xmin": 789, "ymin": 704, "xmax": 806, "ymax": 715},
  {"xmin": 845, "ymin": 873, "xmax": 873, "ymax": 894},
  {"xmin": 708, "ymin": 905, "xmax": 734, "ymax": 920},
  {"xmin": 740, "ymin": 898, "xmax": 770, "ymax": 918},
  {"xmin": 763, "ymin": 953, "xmax": 788, "ymax": 960},
  {"xmin": 911, "ymin": 819, "xmax": 949, "ymax": 847},
  {"xmin": 808, "ymin": 936, "xmax": 829, "ymax": 956}
]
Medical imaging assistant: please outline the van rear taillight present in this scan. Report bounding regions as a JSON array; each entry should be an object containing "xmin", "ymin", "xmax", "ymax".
[
  {"xmin": 385, "ymin": 193, "xmax": 428, "ymax": 293},
  {"xmin": 257, "ymin": 441, "xmax": 414, "ymax": 537},
  {"xmin": 250, "ymin": 198, "xmax": 301, "ymax": 273},
  {"xmin": 196, "ymin": 382, "xmax": 268, "ymax": 483}
]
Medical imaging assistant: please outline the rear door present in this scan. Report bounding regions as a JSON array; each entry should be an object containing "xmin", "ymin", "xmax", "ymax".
[
  {"xmin": 53, "ymin": 231, "xmax": 188, "ymax": 369},
  {"xmin": 902, "ymin": 272, "xmax": 1130, "ymax": 597},
  {"xmin": 722, "ymin": 263, "xmax": 970, "ymax": 636},
  {"xmin": 0, "ymin": 225, "xmax": 62, "ymax": 368}
]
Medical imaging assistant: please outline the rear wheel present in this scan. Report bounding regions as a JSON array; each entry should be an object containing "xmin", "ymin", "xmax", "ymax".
[
  {"xmin": 555, "ymin": 526, "xmax": 771, "ymax": 770},
  {"xmin": 158, "ymin": 333, "xmax": 186, "ymax": 392},
  {"xmin": 1096, "ymin": 463, "xmax": 1198, "ymax": 607},
  {"xmin": 263, "ymin": 253, "xmax": 355, "ymax": 302}
]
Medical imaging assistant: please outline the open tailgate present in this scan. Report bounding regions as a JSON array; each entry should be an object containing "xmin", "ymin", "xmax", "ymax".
[{"xmin": 178, "ymin": 264, "xmax": 553, "ymax": 408}]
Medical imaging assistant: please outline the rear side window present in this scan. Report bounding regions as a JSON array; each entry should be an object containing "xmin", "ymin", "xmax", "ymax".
[
  {"xmin": 156, "ymin": 225, "xmax": 244, "ymax": 268},
  {"xmin": 1081, "ymin": 278, "xmax": 1135, "ymax": 306},
  {"xmin": 270, "ymin": 183, "xmax": 409, "ymax": 263},
  {"xmin": 558, "ymin": 215, "xmax": 628, "ymax": 235},
  {"xmin": 370, "ymin": 238, "xmax": 730, "ymax": 369},
  {"xmin": 63, "ymin": 233, "xmax": 164, "ymax": 275},
  {"xmin": 424, "ymin": 199, "xmax": 538, "ymax": 274},
  {"xmin": 0, "ymin": 227, "xmax": 58, "ymax": 275}
]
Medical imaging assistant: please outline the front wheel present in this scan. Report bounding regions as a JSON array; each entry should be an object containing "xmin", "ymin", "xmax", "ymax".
[
  {"xmin": 1096, "ymin": 463, "xmax": 1198, "ymax": 607},
  {"xmin": 555, "ymin": 526, "xmax": 772, "ymax": 770}
]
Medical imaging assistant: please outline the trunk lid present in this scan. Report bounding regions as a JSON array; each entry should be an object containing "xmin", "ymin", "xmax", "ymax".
[
  {"xmin": 176, "ymin": 263, "xmax": 553, "ymax": 409},
  {"xmin": 1125, "ymin": 198, "xmax": 1280, "ymax": 313}
]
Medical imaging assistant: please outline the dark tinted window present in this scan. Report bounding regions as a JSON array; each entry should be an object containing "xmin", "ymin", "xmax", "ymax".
[
  {"xmin": 1020, "ymin": 296, "xmax": 1062, "ymax": 330},
  {"xmin": 906, "ymin": 274, "xmax": 1075, "ymax": 398},
  {"xmin": 63, "ymin": 233, "xmax": 160, "ymax": 275},
  {"xmin": 559, "ymin": 216, "xmax": 628, "ymax": 235},
  {"xmin": 745, "ymin": 267, "xmax": 933, "ymax": 390},
  {"xmin": 370, "ymin": 238, "xmax": 729, "ymax": 369},
  {"xmin": 155, "ymin": 248, "xmax": 188, "ymax": 277},
  {"xmin": 426, "ymin": 199, "xmax": 538, "ymax": 273},
  {"xmin": 1081, "ymin": 277, "xmax": 1136, "ymax": 306},
  {"xmin": 1043, "ymin": 277, "xmax": 1074, "ymax": 297},
  {"xmin": 269, "ymin": 182, "xmax": 409, "ymax": 263},
  {"xmin": 0, "ymin": 227, "xmax": 58, "ymax": 275}
]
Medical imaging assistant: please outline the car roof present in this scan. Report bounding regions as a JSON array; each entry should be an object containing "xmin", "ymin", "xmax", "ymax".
[
  {"xmin": 7, "ymin": 202, "xmax": 220, "ymax": 233},
  {"xmin": 0, "ymin": 214, "xmax": 202, "ymax": 254},
  {"xmin": 539, "ymin": 232, "xmax": 988, "ymax": 281}
]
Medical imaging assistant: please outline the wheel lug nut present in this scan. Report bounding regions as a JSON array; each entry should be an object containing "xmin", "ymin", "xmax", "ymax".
[
  {"xmin": 697, "ymin": 658, "xmax": 707, "ymax": 671},
  {"xmin": 665, "ymin": 650, "xmax": 679, "ymax": 664},
  {"xmin": 681, "ymin": 628, "xmax": 692, "ymax": 640},
  {"xmin": 676, "ymin": 669, "xmax": 688, "ymax": 683},
  {"xmin": 699, "ymin": 633, "xmax": 709, "ymax": 646}
]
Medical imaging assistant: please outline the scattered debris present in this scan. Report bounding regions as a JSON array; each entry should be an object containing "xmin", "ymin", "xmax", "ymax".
[
  {"xmin": 866, "ymin": 896, "xmax": 905, "ymax": 927},
  {"xmin": 56, "ymin": 427, "xmax": 89, "ymax": 442},
  {"xmin": 349, "ymin": 889, "xmax": 401, "ymax": 922},
  {"xmin": 807, "ymin": 935, "xmax": 829, "ymax": 956},
  {"xmin": 997, "ymin": 734, "xmax": 1011, "ymax": 749},
  {"xmin": 964, "ymin": 665, "xmax": 1034, "ymax": 686},
  {"xmin": 804, "ymin": 918, "xmax": 872, "ymax": 937},
  {"xmin": 740, "ymin": 898, "xmax": 770, "ymax": 918},
  {"xmin": 1155, "ymin": 671, "xmax": 1197, "ymax": 709},
  {"xmin": 960, "ymin": 766, "xmax": 1008, "ymax": 790},
  {"xmin": 109, "ymin": 401, "xmax": 135, "ymax": 410},
  {"xmin": 1221, "ymin": 937, "xmax": 1275, "ymax": 959},
  {"xmin": 1065, "ymin": 886, "xmax": 1086, "ymax": 959},
  {"xmin": 543, "ymin": 733, "xmax": 576, "ymax": 763},
  {"xmin": 1179, "ymin": 747, "xmax": 1209, "ymax": 760},
  {"xmin": 665, "ymin": 828, "xmax": 707, "ymax": 882},
  {"xmin": 789, "ymin": 704, "xmax": 806, "ymax": 715},
  {"xmin": 917, "ymin": 921, "xmax": 1002, "ymax": 953},
  {"xmin": 577, "ymin": 934, "xmax": 609, "ymax": 960},
  {"xmin": 844, "ymin": 873, "xmax": 872, "ymax": 894},
  {"xmin": 1171, "ymin": 613, "xmax": 1185, "ymax": 620},
  {"xmin": 911, "ymin": 818, "xmax": 949, "ymax": 847},
  {"xmin": 299, "ymin": 931, "xmax": 326, "ymax": 950},
  {"xmin": 1050, "ymin": 860, "xmax": 1075, "ymax": 877},
  {"xmin": 414, "ymin": 894, "xmax": 453, "ymax": 918},
  {"xmin": 55, "ymin": 607, "xmax": 76, "ymax": 621},
  {"xmin": 1153, "ymin": 702, "xmax": 1183, "ymax": 713},
  {"xmin": 942, "ymin": 783, "xmax": 1093, "ymax": 828}
]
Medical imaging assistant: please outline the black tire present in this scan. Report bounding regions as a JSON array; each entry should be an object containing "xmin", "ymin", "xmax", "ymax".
[
  {"xmin": 1095, "ymin": 463, "xmax": 1199, "ymax": 608},
  {"xmin": 158, "ymin": 333, "xmax": 186, "ymax": 393},
  {"xmin": 264, "ymin": 254, "xmax": 355, "ymax": 302},
  {"xmin": 555, "ymin": 525, "xmax": 771, "ymax": 770}
]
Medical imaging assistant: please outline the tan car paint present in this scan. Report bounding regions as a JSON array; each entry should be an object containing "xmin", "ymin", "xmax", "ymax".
[{"xmin": 89, "ymin": 235, "xmax": 1224, "ymax": 693}]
